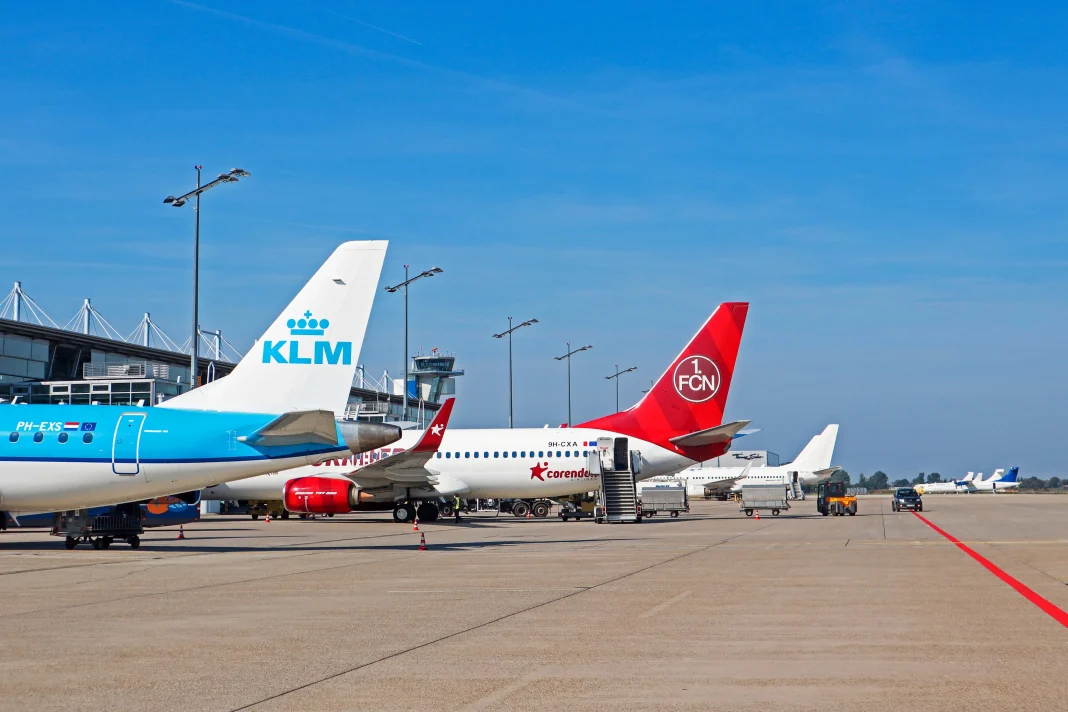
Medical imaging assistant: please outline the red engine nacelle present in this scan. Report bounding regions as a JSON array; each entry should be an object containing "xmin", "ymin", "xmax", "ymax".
[{"xmin": 283, "ymin": 477, "xmax": 358, "ymax": 514}]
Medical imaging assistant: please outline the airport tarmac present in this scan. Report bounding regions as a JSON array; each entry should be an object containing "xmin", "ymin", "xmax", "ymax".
[{"xmin": 1, "ymin": 494, "xmax": 1066, "ymax": 711}]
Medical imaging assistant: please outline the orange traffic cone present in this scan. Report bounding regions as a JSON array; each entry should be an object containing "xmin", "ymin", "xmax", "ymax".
[
  {"xmin": 526, "ymin": 510, "xmax": 533, "ymax": 519},
  {"xmin": 413, "ymin": 517, "xmax": 419, "ymax": 532},
  {"xmin": 265, "ymin": 512, "xmax": 271, "ymax": 523},
  {"xmin": 418, "ymin": 532, "xmax": 428, "ymax": 551},
  {"xmin": 176, "ymin": 525, "xmax": 185, "ymax": 540},
  {"xmin": 754, "ymin": 510, "xmax": 760, "ymax": 521}
]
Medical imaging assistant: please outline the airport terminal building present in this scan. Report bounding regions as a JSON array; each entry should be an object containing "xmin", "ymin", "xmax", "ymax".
[{"xmin": 0, "ymin": 318, "xmax": 457, "ymax": 422}]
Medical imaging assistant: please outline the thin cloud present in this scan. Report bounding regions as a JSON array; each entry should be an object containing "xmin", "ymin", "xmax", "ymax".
[
  {"xmin": 167, "ymin": 0, "xmax": 582, "ymax": 110},
  {"xmin": 323, "ymin": 9, "xmax": 423, "ymax": 46}
]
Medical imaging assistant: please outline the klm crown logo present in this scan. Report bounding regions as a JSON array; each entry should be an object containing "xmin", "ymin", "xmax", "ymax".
[
  {"xmin": 262, "ymin": 309, "xmax": 352, "ymax": 366},
  {"xmin": 288, "ymin": 310, "xmax": 330, "ymax": 336}
]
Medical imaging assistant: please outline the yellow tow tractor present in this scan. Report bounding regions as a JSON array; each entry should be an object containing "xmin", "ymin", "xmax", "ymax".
[{"xmin": 816, "ymin": 481, "xmax": 857, "ymax": 516}]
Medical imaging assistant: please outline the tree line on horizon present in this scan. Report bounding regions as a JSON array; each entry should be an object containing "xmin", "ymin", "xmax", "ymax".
[{"xmin": 827, "ymin": 470, "xmax": 1063, "ymax": 491}]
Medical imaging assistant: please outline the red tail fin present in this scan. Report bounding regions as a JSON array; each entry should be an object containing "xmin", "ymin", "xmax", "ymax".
[{"xmin": 578, "ymin": 302, "xmax": 748, "ymax": 450}]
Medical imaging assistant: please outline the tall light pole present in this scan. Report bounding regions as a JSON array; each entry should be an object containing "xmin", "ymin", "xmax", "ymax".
[
  {"xmin": 605, "ymin": 365, "xmax": 637, "ymax": 413},
  {"xmin": 164, "ymin": 166, "xmax": 250, "ymax": 389},
  {"xmin": 384, "ymin": 265, "xmax": 443, "ymax": 422},
  {"xmin": 554, "ymin": 342, "xmax": 592, "ymax": 427},
  {"xmin": 492, "ymin": 317, "xmax": 538, "ymax": 428}
]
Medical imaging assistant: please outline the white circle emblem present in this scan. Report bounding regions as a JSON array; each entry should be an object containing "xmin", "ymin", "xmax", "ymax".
[{"xmin": 672, "ymin": 356, "xmax": 721, "ymax": 403}]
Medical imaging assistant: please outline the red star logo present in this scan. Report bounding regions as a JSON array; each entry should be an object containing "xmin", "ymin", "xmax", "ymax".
[{"xmin": 530, "ymin": 462, "xmax": 549, "ymax": 481}]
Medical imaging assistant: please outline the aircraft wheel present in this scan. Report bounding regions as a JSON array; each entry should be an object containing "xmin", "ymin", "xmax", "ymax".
[
  {"xmin": 64, "ymin": 536, "xmax": 77, "ymax": 550},
  {"xmin": 393, "ymin": 504, "xmax": 415, "ymax": 523},
  {"xmin": 531, "ymin": 501, "xmax": 550, "ymax": 518},
  {"xmin": 439, "ymin": 503, "xmax": 454, "ymax": 518},
  {"xmin": 417, "ymin": 502, "xmax": 439, "ymax": 522}
]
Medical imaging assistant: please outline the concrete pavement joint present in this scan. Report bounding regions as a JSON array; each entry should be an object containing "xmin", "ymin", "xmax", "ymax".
[{"xmin": 229, "ymin": 526, "xmax": 771, "ymax": 711}]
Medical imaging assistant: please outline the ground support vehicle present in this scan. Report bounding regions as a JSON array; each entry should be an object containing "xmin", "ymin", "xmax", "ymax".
[
  {"xmin": 501, "ymin": 498, "xmax": 553, "ymax": 518},
  {"xmin": 739, "ymin": 484, "xmax": 790, "ymax": 517},
  {"xmin": 640, "ymin": 486, "xmax": 689, "ymax": 518},
  {"xmin": 558, "ymin": 500, "xmax": 597, "ymax": 521},
  {"xmin": 891, "ymin": 487, "xmax": 923, "ymax": 512},
  {"xmin": 816, "ymin": 481, "xmax": 857, "ymax": 516},
  {"xmin": 51, "ymin": 506, "xmax": 143, "ymax": 549}
]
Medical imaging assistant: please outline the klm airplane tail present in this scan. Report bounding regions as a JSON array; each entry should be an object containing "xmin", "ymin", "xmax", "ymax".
[
  {"xmin": 160, "ymin": 241, "xmax": 388, "ymax": 416},
  {"xmin": 791, "ymin": 424, "xmax": 839, "ymax": 470}
]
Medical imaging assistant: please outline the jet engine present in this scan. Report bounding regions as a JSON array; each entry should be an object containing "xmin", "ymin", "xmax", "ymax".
[{"xmin": 283, "ymin": 477, "xmax": 357, "ymax": 514}]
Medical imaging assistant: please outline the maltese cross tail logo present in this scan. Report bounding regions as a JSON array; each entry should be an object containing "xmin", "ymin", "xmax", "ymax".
[
  {"xmin": 430, "ymin": 424, "xmax": 444, "ymax": 436},
  {"xmin": 530, "ymin": 462, "xmax": 550, "ymax": 481}
]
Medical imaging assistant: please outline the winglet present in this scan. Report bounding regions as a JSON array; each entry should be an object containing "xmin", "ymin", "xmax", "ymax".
[{"xmin": 410, "ymin": 398, "xmax": 455, "ymax": 452}]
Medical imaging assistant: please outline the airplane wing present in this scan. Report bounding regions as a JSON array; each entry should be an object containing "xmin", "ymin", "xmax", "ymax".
[
  {"xmin": 694, "ymin": 463, "xmax": 751, "ymax": 493},
  {"xmin": 238, "ymin": 410, "xmax": 339, "ymax": 447},
  {"xmin": 669, "ymin": 420, "xmax": 751, "ymax": 448},
  {"xmin": 346, "ymin": 398, "xmax": 455, "ymax": 489}
]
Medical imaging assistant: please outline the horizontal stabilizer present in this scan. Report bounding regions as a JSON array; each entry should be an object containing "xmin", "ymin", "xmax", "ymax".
[
  {"xmin": 812, "ymin": 466, "xmax": 840, "ymax": 480},
  {"xmin": 669, "ymin": 420, "xmax": 751, "ymax": 448},
  {"xmin": 239, "ymin": 410, "xmax": 338, "ymax": 448}
]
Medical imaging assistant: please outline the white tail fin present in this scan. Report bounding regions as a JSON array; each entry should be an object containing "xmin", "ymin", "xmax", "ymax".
[
  {"xmin": 791, "ymin": 424, "xmax": 839, "ymax": 470},
  {"xmin": 160, "ymin": 241, "xmax": 387, "ymax": 415}
]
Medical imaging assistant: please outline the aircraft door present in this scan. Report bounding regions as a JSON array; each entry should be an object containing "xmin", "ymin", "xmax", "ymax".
[{"xmin": 112, "ymin": 413, "xmax": 147, "ymax": 476}]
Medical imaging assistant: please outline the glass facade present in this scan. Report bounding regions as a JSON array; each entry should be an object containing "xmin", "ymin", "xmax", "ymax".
[{"xmin": 0, "ymin": 331, "xmax": 50, "ymax": 383}]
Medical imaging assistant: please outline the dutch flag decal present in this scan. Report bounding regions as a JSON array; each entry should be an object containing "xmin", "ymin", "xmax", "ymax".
[{"xmin": 63, "ymin": 422, "xmax": 80, "ymax": 431}]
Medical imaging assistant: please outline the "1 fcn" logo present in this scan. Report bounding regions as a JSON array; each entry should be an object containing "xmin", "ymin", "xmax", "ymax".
[{"xmin": 673, "ymin": 355, "xmax": 721, "ymax": 403}]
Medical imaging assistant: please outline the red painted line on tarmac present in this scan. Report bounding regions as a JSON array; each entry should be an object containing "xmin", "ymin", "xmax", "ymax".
[{"xmin": 912, "ymin": 512, "xmax": 1068, "ymax": 629}]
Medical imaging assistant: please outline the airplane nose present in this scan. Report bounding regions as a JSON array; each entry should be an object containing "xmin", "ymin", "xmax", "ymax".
[{"xmin": 337, "ymin": 421, "xmax": 402, "ymax": 454}]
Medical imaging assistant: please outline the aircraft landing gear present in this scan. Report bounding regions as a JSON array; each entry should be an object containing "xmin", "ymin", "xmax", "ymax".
[
  {"xmin": 416, "ymin": 502, "xmax": 439, "ymax": 522},
  {"xmin": 393, "ymin": 503, "xmax": 417, "ymax": 523}
]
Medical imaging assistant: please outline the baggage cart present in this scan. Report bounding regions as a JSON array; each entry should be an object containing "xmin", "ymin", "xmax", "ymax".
[
  {"xmin": 639, "ymin": 486, "xmax": 689, "ymax": 518},
  {"xmin": 739, "ymin": 484, "xmax": 789, "ymax": 517}
]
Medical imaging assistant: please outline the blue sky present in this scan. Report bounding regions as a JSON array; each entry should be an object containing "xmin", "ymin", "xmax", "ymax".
[{"xmin": 2, "ymin": 1, "xmax": 1067, "ymax": 478}]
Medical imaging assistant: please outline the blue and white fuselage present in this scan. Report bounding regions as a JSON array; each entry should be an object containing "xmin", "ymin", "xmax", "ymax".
[
  {"xmin": 0, "ymin": 241, "xmax": 401, "ymax": 518},
  {"xmin": 0, "ymin": 405, "xmax": 352, "ymax": 512}
]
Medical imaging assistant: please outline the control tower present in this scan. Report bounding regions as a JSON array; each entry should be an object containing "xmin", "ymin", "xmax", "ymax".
[{"xmin": 407, "ymin": 352, "xmax": 464, "ymax": 404}]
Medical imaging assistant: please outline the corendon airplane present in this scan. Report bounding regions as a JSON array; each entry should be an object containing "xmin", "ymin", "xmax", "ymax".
[
  {"xmin": 204, "ymin": 302, "xmax": 750, "ymax": 523},
  {"xmin": 0, "ymin": 241, "xmax": 401, "ymax": 534}
]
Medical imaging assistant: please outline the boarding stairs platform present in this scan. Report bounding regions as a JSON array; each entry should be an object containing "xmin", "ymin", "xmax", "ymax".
[
  {"xmin": 590, "ymin": 437, "xmax": 642, "ymax": 523},
  {"xmin": 788, "ymin": 472, "xmax": 805, "ymax": 500}
]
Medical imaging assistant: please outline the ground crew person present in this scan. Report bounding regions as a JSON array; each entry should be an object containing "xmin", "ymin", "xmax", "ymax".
[{"xmin": 453, "ymin": 495, "xmax": 462, "ymax": 522}]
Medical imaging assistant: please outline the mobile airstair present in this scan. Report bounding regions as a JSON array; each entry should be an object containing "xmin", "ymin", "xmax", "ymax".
[
  {"xmin": 788, "ymin": 471, "xmax": 805, "ymax": 500},
  {"xmin": 589, "ymin": 437, "xmax": 642, "ymax": 524}
]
